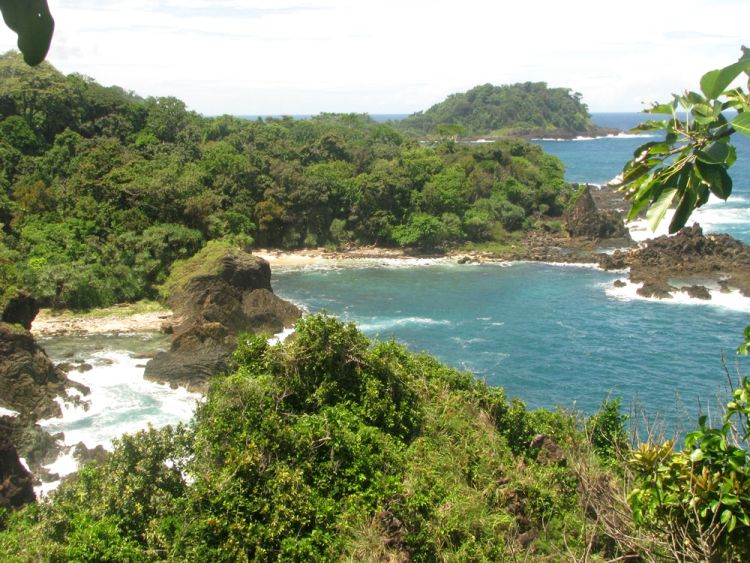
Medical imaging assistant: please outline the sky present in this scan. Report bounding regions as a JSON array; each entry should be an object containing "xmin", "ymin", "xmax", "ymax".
[{"xmin": 0, "ymin": 0, "xmax": 748, "ymax": 116}]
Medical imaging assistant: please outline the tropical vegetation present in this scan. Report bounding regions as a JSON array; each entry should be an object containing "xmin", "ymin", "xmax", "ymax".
[
  {"xmin": 0, "ymin": 51, "xmax": 572, "ymax": 311},
  {"xmin": 0, "ymin": 314, "xmax": 632, "ymax": 561},
  {"xmin": 396, "ymin": 82, "xmax": 595, "ymax": 138}
]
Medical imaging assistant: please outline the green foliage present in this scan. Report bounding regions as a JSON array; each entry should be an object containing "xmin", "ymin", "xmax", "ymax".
[
  {"xmin": 0, "ymin": 314, "xmax": 619, "ymax": 560},
  {"xmin": 397, "ymin": 82, "xmax": 594, "ymax": 137},
  {"xmin": 617, "ymin": 46, "xmax": 750, "ymax": 234},
  {"xmin": 628, "ymin": 378, "xmax": 750, "ymax": 560},
  {"xmin": 0, "ymin": 56, "xmax": 573, "ymax": 306},
  {"xmin": 157, "ymin": 239, "xmax": 233, "ymax": 300},
  {"xmin": 586, "ymin": 398, "xmax": 628, "ymax": 466}
]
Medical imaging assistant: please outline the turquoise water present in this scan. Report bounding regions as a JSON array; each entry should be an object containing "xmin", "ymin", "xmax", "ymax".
[
  {"xmin": 272, "ymin": 113, "xmax": 750, "ymax": 432},
  {"xmin": 273, "ymin": 262, "xmax": 749, "ymax": 433}
]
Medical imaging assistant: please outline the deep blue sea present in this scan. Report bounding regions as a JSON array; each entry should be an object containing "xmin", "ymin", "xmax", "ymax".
[{"xmin": 272, "ymin": 113, "xmax": 750, "ymax": 434}]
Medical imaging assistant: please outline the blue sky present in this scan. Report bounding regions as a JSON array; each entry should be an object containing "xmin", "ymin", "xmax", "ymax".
[{"xmin": 1, "ymin": 0, "xmax": 748, "ymax": 116}]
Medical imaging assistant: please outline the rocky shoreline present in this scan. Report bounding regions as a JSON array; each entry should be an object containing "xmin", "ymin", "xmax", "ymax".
[{"xmin": 4, "ymin": 189, "xmax": 750, "ymax": 509}]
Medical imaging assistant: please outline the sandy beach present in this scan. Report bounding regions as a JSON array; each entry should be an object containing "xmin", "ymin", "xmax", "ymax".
[
  {"xmin": 253, "ymin": 247, "xmax": 420, "ymax": 267},
  {"xmin": 31, "ymin": 308, "xmax": 173, "ymax": 337}
]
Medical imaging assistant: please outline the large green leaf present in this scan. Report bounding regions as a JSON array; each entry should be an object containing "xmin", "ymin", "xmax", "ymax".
[
  {"xmin": 0, "ymin": 0, "xmax": 54, "ymax": 66},
  {"xmin": 732, "ymin": 112, "xmax": 750, "ymax": 137},
  {"xmin": 646, "ymin": 187, "xmax": 677, "ymax": 232},
  {"xmin": 669, "ymin": 187, "xmax": 698, "ymax": 233},
  {"xmin": 696, "ymin": 142, "xmax": 730, "ymax": 165},
  {"xmin": 700, "ymin": 55, "xmax": 750, "ymax": 100},
  {"xmin": 696, "ymin": 162, "xmax": 732, "ymax": 200}
]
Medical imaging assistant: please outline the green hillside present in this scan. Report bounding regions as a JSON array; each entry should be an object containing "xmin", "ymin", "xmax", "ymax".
[
  {"xmin": 0, "ymin": 52, "xmax": 572, "ymax": 311},
  {"xmin": 397, "ymin": 82, "xmax": 602, "ymax": 138}
]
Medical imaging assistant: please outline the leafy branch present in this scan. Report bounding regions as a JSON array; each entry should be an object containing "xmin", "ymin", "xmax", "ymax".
[{"xmin": 615, "ymin": 46, "xmax": 750, "ymax": 235}]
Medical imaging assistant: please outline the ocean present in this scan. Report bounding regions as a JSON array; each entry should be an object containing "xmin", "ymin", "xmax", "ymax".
[{"xmin": 33, "ymin": 113, "xmax": 750, "ymax": 491}]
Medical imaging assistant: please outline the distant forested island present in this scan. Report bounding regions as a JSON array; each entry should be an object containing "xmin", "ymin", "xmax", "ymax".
[
  {"xmin": 396, "ymin": 82, "xmax": 617, "ymax": 139},
  {"xmin": 0, "ymin": 52, "xmax": 577, "ymax": 311}
]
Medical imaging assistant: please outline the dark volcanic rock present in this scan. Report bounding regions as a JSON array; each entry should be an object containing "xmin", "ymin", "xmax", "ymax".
[
  {"xmin": 1, "ymin": 291, "xmax": 39, "ymax": 330},
  {"xmin": 145, "ymin": 250, "xmax": 301, "ymax": 390},
  {"xmin": 612, "ymin": 224, "xmax": 750, "ymax": 298},
  {"xmin": 0, "ymin": 322, "xmax": 88, "ymax": 420},
  {"xmin": 0, "ymin": 419, "xmax": 35, "ymax": 510},
  {"xmin": 599, "ymin": 224, "xmax": 750, "ymax": 301},
  {"xmin": 145, "ymin": 323, "xmax": 235, "ymax": 391},
  {"xmin": 564, "ymin": 185, "xmax": 631, "ymax": 241},
  {"xmin": 682, "ymin": 285, "xmax": 711, "ymax": 300},
  {"xmin": 637, "ymin": 282, "xmax": 674, "ymax": 299}
]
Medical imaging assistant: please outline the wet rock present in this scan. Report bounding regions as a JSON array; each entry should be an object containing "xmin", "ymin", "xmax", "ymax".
[
  {"xmin": 628, "ymin": 224, "xmax": 750, "ymax": 293},
  {"xmin": 613, "ymin": 279, "xmax": 626, "ymax": 288},
  {"xmin": 0, "ymin": 322, "xmax": 88, "ymax": 420},
  {"xmin": 0, "ymin": 418, "xmax": 35, "ymax": 510},
  {"xmin": 636, "ymin": 282, "xmax": 674, "ymax": 299},
  {"xmin": 682, "ymin": 285, "xmax": 711, "ymax": 300}
]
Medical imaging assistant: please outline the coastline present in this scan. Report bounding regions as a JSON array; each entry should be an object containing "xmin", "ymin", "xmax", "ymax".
[{"xmin": 28, "ymin": 240, "xmax": 618, "ymax": 338}]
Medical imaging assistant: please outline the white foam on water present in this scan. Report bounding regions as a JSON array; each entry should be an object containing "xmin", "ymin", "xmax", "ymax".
[
  {"xmin": 534, "ymin": 133, "xmax": 657, "ymax": 142},
  {"xmin": 604, "ymin": 280, "xmax": 750, "ymax": 313},
  {"xmin": 39, "ymin": 351, "xmax": 201, "ymax": 449},
  {"xmin": 34, "ymin": 349, "xmax": 201, "ymax": 496},
  {"xmin": 268, "ymin": 327, "xmax": 295, "ymax": 345},
  {"xmin": 358, "ymin": 316, "xmax": 452, "ymax": 332}
]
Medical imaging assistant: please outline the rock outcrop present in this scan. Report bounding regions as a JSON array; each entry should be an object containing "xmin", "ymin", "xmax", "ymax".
[
  {"xmin": 0, "ymin": 418, "xmax": 35, "ymax": 510},
  {"xmin": 1, "ymin": 290, "xmax": 39, "ymax": 330},
  {"xmin": 0, "ymin": 321, "xmax": 88, "ymax": 420},
  {"xmin": 599, "ymin": 224, "xmax": 750, "ymax": 298},
  {"xmin": 145, "ymin": 249, "xmax": 301, "ymax": 391},
  {"xmin": 564, "ymin": 185, "xmax": 631, "ymax": 241}
]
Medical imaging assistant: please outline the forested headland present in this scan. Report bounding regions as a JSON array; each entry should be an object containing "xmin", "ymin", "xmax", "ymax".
[
  {"xmin": 0, "ymin": 52, "xmax": 576, "ymax": 311},
  {"xmin": 395, "ymin": 82, "xmax": 614, "ymax": 139}
]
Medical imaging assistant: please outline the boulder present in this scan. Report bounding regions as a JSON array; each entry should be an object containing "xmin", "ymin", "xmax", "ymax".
[
  {"xmin": 636, "ymin": 282, "xmax": 674, "ymax": 300},
  {"xmin": 145, "ymin": 248, "xmax": 301, "ymax": 390},
  {"xmin": 564, "ymin": 185, "xmax": 631, "ymax": 241},
  {"xmin": 0, "ymin": 418, "xmax": 35, "ymax": 510},
  {"xmin": 530, "ymin": 434, "xmax": 566, "ymax": 466},
  {"xmin": 1, "ymin": 290, "xmax": 39, "ymax": 330},
  {"xmin": 682, "ymin": 285, "xmax": 711, "ymax": 300}
]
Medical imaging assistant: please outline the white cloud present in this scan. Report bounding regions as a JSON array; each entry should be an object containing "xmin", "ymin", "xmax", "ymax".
[{"xmin": 0, "ymin": 0, "xmax": 748, "ymax": 115}]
